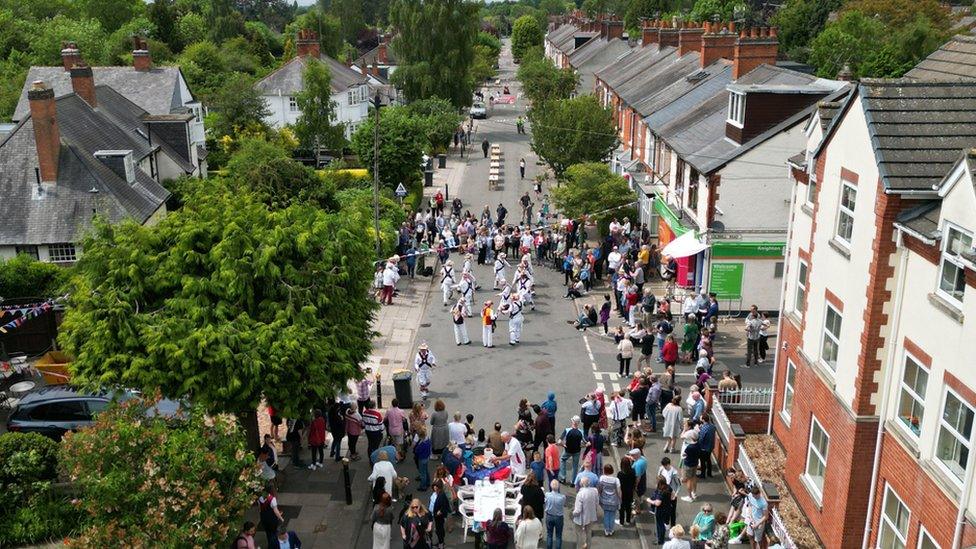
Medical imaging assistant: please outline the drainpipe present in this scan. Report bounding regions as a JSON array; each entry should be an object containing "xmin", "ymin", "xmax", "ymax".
[
  {"xmin": 861, "ymin": 229, "xmax": 909, "ymax": 549},
  {"xmin": 767, "ymin": 163, "xmax": 799, "ymax": 435},
  {"xmin": 952, "ymin": 448, "xmax": 976, "ymax": 549}
]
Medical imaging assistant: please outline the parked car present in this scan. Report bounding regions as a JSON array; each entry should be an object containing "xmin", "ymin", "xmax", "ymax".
[
  {"xmin": 5, "ymin": 386, "xmax": 181, "ymax": 440},
  {"xmin": 470, "ymin": 101, "xmax": 488, "ymax": 119}
]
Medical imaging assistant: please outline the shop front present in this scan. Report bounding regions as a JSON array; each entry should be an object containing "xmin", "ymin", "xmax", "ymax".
[
  {"xmin": 707, "ymin": 240, "xmax": 786, "ymax": 312},
  {"xmin": 652, "ymin": 193, "xmax": 703, "ymax": 290}
]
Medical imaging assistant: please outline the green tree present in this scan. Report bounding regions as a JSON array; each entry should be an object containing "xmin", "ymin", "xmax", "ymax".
[
  {"xmin": 405, "ymin": 97, "xmax": 463, "ymax": 153},
  {"xmin": 351, "ymin": 106, "xmax": 424, "ymax": 189},
  {"xmin": 75, "ymin": 0, "xmax": 144, "ymax": 34},
  {"xmin": 517, "ymin": 50, "xmax": 579, "ymax": 104},
  {"xmin": 550, "ymin": 162, "xmax": 635, "ymax": 227},
  {"xmin": 331, "ymin": 0, "xmax": 364, "ymax": 44},
  {"xmin": 177, "ymin": 12, "xmax": 208, "ymax": 47},
  {"xmin": 540, "ymin": 0, "xmax": 570, "ymax": 16},
  {"xmin": 689, "ymin": 0, "xmax": 751, "ymax": 22},
  {"xmin": 59, "ymin": 189, "xmax": 377, "ymax": 444},
  {"xmin": 511, "ymin": 15, "xmax": 543, "ymax": 61},
  {"xmin": 147, "ymin": 0, "xmax": 179, "ymax": 51},
  {"xmin": 471, "ymin": 45, "xmax": 497, "ymax": 84},
  {"xmin": 294, "ymin": 59, "xmax": 345, "ymax": 163},
  {"xmin": 286, "ymin": 10, "xmax": 344, "ymax": 58},
  {"xmin": 208, "ymin": 72, "xmax": 270, "ymax": 138},
  {"xmin": 528, "ymin": 95, "xmax": 617, "ymax": 179},
  {"xmin": 59, "ymin": 400, "xmax": 261, "ymax": 546},
  {"xmin": 390, "ymin": 0, "xmax": 480, "ymax": 108},
  {"xmin": 842, "ymin": 0, "xmax": 949, "ymax": 30},
  {"xmin": 27, "ymin": 15, "xmax": 106, "ymax": 66},
  {"xmin": 624, "ymin": 0, "xmax": 671, "ymax": 36},
  {"xmin": 178, "ymin": 41, "xmax": 229, "ymax": 100},
  {"xmin": 0, "ymin": 253, "xmax": 70, "ymax": 299},
  {"xmin": 770, "ymin": 0, "xmax": 842, "ymax": 62},
  {"xmin": 224, "ymin": 138, "xmax": 337, "ymax": 210},
  {"xmin": 808, "ymin": 11, "xmax": 886, "ymax": 78}
]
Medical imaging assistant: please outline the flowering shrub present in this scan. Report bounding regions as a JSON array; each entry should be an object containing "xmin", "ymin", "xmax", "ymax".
[{"xmin": 59, "ymin": 399, "xmax": 262, "ymax": 547}]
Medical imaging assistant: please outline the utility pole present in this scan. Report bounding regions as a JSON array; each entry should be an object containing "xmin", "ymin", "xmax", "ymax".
[{"xmin": 372, "ymin": 92, "xmax": 383, "ymax": 257}]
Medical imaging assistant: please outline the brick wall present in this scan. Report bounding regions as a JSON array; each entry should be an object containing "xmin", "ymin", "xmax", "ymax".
[{"xmin": 726, "ymin": 409, "xmax": 769, "ymax": 433}]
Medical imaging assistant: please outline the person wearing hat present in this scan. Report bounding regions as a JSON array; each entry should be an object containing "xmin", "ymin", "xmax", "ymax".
[
  {"xmin": 381, "ymin": 256, "xmax": 400, "ymax": 305},
  {"xmin": 507, "ymin": 292, "xmax": 524, "ymax": 346},
  {"xmin": 516, "ymin": 270, "xmax": 535, "ymax": 311},
  {"xmin": 493, "ymin": 252, "xmax": 510, "ymax": 289},
  {"xmin": 439, "ymin": 260, "xmax": 456, "ymax": 307},
  {"xmin": 450, "ymin": 297, "xmax": 472, "ymax": 346},
  {"xmin": 498, "ymin": 284, "xmax": 513, "ymax": 311},
  {"xmin": 607, "ymin": 246, "xmax": 622, "ymax": 279},
  {"xmin": 414, "ymin": 343, "xmax": 436, "ymax": 400},
  {"xmin": 462, "ymin": 253, "xmax": 474, "ymax": 276},
  {"xmin": 481, "ymin": 300, "xmax": 496, "ymax": 348},
  {"xmin": 455, "ymin": 271, "xmax": 475, "ymax": 316}
]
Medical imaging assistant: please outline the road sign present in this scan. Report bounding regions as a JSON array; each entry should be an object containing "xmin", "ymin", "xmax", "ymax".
[
  {"xmin": 710, "ymin": 262, "xmax": 743, "ymax": 300},
  {"xmin": 394, "ymin": 183, "xmax": 408, "ymax": 197}
]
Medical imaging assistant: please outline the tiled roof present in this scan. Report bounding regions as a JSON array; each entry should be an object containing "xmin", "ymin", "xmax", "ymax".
[
  {"xmin": 905, "ymin": 35, "xmax": 976, "ymax": 82},
  {"xmin": 634, "ymin": 60, "xmax": 732, "ymax": 117},
  {"xmin": 860, "ymin": 79, "xmax": 976, "ymax": 191},
  {"xmin": 14, "ymin": 66, "xmax": 187, "ymax": 121},
  {"xmin": 568, "ymin": 37, "xmax": 626, "ymax": 66},
  {"xmin": 596, "ymin": 44, "xmax": 674, "ymax": 91},
  {"xmin": 545, "ymin": 24, "xmax": 578, "ymax": 49},
  {"xmin": 255, "ymin": 54, "xmax": 368, "ymax": 97},
  {"xmin": 354, "ymin": 44, "xmax": 396, "ymax": 67},
  {"xmin": 895, "ymin": 200, "xmax": 942, "ymax": 239},
  {"xmin": 616, "ymin": 51, "xmax": 700, "ymax": 107},
  {"xmin": 0, "ymin": 93, "xmax": 170, "ymax": 246},
  {"xmin": 569, "ymin": 38, "xmax": 633, "ymax": 94}
]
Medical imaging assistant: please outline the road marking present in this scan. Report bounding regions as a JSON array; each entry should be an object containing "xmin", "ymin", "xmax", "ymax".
[{"xmin": 596, "ymin": 382, "xmax": 605, "ymax": 392}]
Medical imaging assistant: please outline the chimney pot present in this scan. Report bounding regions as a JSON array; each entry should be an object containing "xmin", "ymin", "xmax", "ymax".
[
  {"xmin": 132, "ymin": 36, "xmax": 151, "ymax": 71},
  {"xmin": 69, "ymin": 64, "xmax": 97, "ymax": 108},
  {"xmin": 61, "ymin": 42, "xmax": 82, "ymax": 72},
  {"xmin": 296, "ymin": 29, "xmax": 321, "ymax": 58},
  {"xmin": 733, "ymin": 25, "xmax": 779, "ymax": 79},
  {"xmin": 27, "ymin": 81, "xmax": 60, "ymax": 184}
]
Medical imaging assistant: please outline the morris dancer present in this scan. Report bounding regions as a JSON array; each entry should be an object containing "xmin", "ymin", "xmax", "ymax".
[
  {"xmin": 493, "ymin": 252, "xmax": 510, "ymax": 289},
  {"xmin": 481, "ymin": 300, "xmax": 497, "ymax": 348},
  {"xmin": 414, "ymin": 343, "xmax": 437, "ymax": 400},
  {"xmin": 440, "ymin": 260, "xmax": 456, "ymax": 306},
  {"xmin": 451, "ymin": 297, "xmax": 472, "ymax": 346}
]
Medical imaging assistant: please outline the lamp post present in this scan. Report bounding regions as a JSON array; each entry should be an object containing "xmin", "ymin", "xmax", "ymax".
[{"xmin": 371, "ymin": 92, "xmax": 383, "ymax": 257}]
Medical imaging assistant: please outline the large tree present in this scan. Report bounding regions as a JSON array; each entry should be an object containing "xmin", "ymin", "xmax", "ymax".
[
  {"xmin": 294, "ymin": 58, "xmax": 346, "ymax": 164},
  {"xmin": 528, "ymin": 95, "xmax": 617, "ymax": 179},
  {"xmin": 517, "ymin": 49, "xmax": 579, "ymax": 105},
  {"xmin": 59, "ymin": 184, "xmax": 377, "ymax": 446},
  {"xmin": 389, "ymin": 0, "xmax": 480, "ymax": 108},
  {"xmin": 351, "ymin": 106, "xmax": 425, "ymax": 189},
  {"xmin": 511, "ymin": 15, "xmax": 543, "ymax": 61},
  {"xmin": 770, "ymin": 0, "xmax": 842, "ymax": 62},
  {"xmin": 208, "ymin": 72, "xmax": 270, "ymax": 138},
  {"xmin": 550, "ymin": 162, "xmax": 635, "ymax": 227}
]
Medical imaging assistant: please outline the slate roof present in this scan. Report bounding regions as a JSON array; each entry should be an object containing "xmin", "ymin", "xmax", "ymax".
[
  {"xmin": 255, "ymin": 54, "xmax": 369, "ymax": 97},
  {"xmin": 568, "ymin": 36, "xmax": 624, "ymax": 66},
  {"xmin": 568, "ymin": 38, "xmax": 632, "ymax": 94},
  {"xmin": 817, "ymin": 99, "xmax": 844, "ymax": 130},
  {"xmin": 545, "ymin": 24, "xmax": 578, "ymax": 50},
  {"xmin": 646, "ymin": 64, "xmax": 847, "ymax": 174},
  {"xmin": 596, "ymin": 44, "xmax": 674, "ymax": 91},
  {"xmin": 0, "ymin": 93, "xmax": 170, "ymax": 246},
  {"xmin": 634, "ymin": 60, "xmax": 732, "ymax": 118},
  {"xmin": 14, "ymin": 66, "xmax": 189, "ymax": 121},
  {"xmin": 906, "ymin": 35, "xmax": 976, "ymax": 82},
  {"xmin": 859, "ymin": 79, "xmax": 976, "ymax": 191},
  {"xmin": 895, "ymin": 200, "xmax": 942, "ymax": 240},
  {"xmin": 353, "ymin": 44, "xmax": 397, "ymax": 67}
]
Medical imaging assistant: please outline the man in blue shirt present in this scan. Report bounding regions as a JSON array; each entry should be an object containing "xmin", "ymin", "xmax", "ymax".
[
  {"xmin": 704, "ymin": 292, "xmax": 720, "ymax": 330},
  {"xmin": 573, "ymin": 461, "xmax": 599, "ymax": 490},
  {"xmin": 629, "ymin": 448, "xmax": 648, "ymax": 512},
  {"xmin": 697, "ymin": 415, "xmax": 716, "ymax": 479},
  {"xmin": 545, "ymin": 479, "xmax": 566, "ymax": 549}
]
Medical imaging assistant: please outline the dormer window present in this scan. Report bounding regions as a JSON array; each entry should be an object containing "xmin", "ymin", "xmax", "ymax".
[{"xmin": 727, "ymin": 92, "xmax": 745, "ymax": 127}]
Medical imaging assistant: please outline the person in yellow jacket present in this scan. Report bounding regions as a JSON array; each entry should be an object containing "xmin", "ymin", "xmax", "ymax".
[{"xmin": 481, "ymin": 300, "xmax": 496, "ymax": 348}]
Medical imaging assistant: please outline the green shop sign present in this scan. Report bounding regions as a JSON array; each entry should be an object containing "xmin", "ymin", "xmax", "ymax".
[
  {"xmin": 710, "ymin": 262, "xmax": 743, "ymax": 299},
  {"xmin": 652, "ymin": 193, "xmax": 689, "ymax": 236},
  {"xmin": 711, "ymin": 241, "xmax": 785, "ymax": 258}
]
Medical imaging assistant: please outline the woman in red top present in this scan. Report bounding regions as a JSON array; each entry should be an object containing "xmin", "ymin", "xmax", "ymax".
[
  {"xmin": 662, "ymin": 334, "xmax": 679, "ymax": 367},
  {"xmin": 308, "ymin": 409, "xmax": 327, "ymax": 470}
]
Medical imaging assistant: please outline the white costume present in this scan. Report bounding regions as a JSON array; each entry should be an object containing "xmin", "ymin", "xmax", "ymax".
[
  {"xmin": 455, "ymin": 273, "xmax": 475, "ymax": 314},
  {"xmin": 516, "ymin": 273, "xmax": 535, "ymax": 310},
  {"xmin": 508, "ymin": 295, "xmax": 524, "ymax": 345},
  {"xmin": 440, "ymin": 263, "xmax": 456, "ymax": 306},
  {"xmin": 462, "ymin": 255, "xmax": 473, "ymax": 276},
  {"xmin": 493, "ymin": 255, "xmax": 510, "ymax": 289},
  {"xmin": 451, "ymin": 298, "xmax": 471, "ymax": 345},
  {"xmin": 414, "ymin": 347, "xmax": 436, "ymax": 399},
  {"xmin": 520, "ymin": 255, "xmax": 534, "ymax": 277},
  {"xmin": 498, "ymin": 285, "xmax": 512, "ymax": 311}
]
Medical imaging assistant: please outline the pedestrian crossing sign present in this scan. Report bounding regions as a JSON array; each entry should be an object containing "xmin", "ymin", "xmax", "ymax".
[{"xmin": 395, "ymin": 183, "xmax": 408, "ymax": 197}]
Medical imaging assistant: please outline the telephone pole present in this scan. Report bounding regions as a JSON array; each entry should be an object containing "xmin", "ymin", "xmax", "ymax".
[{"xmin": 372, "ymin": 92, "xmax": 383, "ymax": 257}]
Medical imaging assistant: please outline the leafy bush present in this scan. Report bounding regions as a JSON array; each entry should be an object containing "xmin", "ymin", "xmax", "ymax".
[{"xmin": 0, "ymin": 253, "xmax": 71, "ymax": 299}]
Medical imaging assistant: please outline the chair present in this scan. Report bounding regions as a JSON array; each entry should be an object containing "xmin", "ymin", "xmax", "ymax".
[
  {"xmin": 0, "ymin": 390, "xmax": 19, "ymax": 412},
  {"xmin": 503, "ymin": 504, "xmax": 520, "ymax": 528},
  {"xmin": 506, "ymin": 473, "xmax": 527, "ymax": 490},
  {"xmin": 459, "ymin": 501, "xmax": 477, "ymax": 543}
]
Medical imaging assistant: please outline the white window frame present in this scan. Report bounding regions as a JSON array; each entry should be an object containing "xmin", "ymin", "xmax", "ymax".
[
  {"xmin": 782, "ymin": 359, "xmax": 796, "ymax": 421},
  {"xmin": 288, "ymin": 96, "xmax": 298, "ymax": 112},
  {"xmin": 896, "ymin": 353, "xmax": 928, "ymax": 439},
  {"xmin": 935, "ymin": 388, "xmax": 976, "ymax": 485},
  {"xmin": 936, "ymin": 222, "xmax": 972, "ymax": 307},
  {"xmin": 47, "ymin": 243, "xmax": 77, "ymax": 263},
  {"xmin": 794, "ymin": 260, "xmax": 808, "ymax": 316},
  {"xmin": 878, "ymin": 484, "xmax": 910, "ymax": 549},
  {"xmin": 835, "ymin": 181, "xmax": 857, "ymax": 246},
  {"xmin": 803, "ymin": 416, "xmax": 829, "ymax": 502},
  {"xmin": 821, "ymin": 303, "xmax": 842, "ymax": 371},
  {"xmin": 917, "ymin": 526, "xmax": 940, "ymax": 549},
  {"xmin": 727, "ymin": 92, "xmax": 745, "ymax": 127},
  {"xmin": 806, "ymin": 177, "xmax": 817, "ymax": 205}
]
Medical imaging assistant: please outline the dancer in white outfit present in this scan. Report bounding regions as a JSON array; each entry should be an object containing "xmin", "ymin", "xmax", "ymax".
[
  {"xmin": 440, "ymin": 260, "xmax": 456, "ymax": 306},
  {"xmin": 455, "ymin": 272, "xmax": 475, "ymax": 315},
  {"xmin": 493, "ymin": 253, "xmax": 510, "ymax": 289},
  {"xmin": 498, "ymin": 284, "xmax": 512, "ymax": 311},
  {"xmin": 516, "ymin": 271, "xmax": 535, "ymax": 311},
  {"xmin": 462, "ymin": 253, "xmax": 473, "ymax": 276},
  {"xmin": 414, "ymin": 343, "xmax": 436, "ymax": 400},
  {"xmin": 451, "ymin": 298, "xmax": 471, "ymax": 345},
  {"xmin": 507, "ymin": 293, "xmax": 524, "ymax": 345}
]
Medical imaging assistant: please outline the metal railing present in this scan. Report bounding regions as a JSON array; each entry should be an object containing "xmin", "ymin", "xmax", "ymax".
[
  {"xmin": 716, "ymin": 387, "xmax": 774, "ymax": 408},
  {"xmin": 771, "ymin": 506, "xmax": 798, "ymax": 549}
]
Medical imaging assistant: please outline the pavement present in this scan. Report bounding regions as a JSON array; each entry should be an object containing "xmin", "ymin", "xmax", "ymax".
[{"xmin": 253, "ymin": 40, "xmax": 774, "ymax": 548}]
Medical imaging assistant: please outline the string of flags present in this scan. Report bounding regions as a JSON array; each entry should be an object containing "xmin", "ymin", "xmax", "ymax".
[{"xmin": 0, "ymin": 295, "xmax": 68, "ymax": 334}]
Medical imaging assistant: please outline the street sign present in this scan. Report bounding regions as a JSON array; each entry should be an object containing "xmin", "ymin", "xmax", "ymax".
[
  {"xmin": 710, "ymin": 262, "xmax": 743, "ymax": 300},
  {"xmin": 394, "ymin": 183, "xmax": 408, "ymax": 197}
]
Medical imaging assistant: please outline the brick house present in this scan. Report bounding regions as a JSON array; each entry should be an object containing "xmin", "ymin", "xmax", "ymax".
[{"xmin": 773, "ymin": 79, "xmax": 976, "ymax": 548}]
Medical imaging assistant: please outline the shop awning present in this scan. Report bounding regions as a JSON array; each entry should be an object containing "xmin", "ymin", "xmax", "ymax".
[{"xmin": 662, "ymin": 230, "xmax": 708, "ymax": 258}]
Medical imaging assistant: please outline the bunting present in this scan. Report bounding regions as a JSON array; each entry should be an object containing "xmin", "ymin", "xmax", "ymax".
[{"xmin": 0, "ymin": 299, "xmax": 57, "ymax": 334}]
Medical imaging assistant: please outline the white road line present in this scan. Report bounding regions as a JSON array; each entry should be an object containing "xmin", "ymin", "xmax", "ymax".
[
  {"xmin": 611, "ymin": 382, "xmax": 620, "ymax": 392},
  {"xmin": 596, "ymin": 382, "xmax": 605, "ymax": 392},
  {"xmin": 592, "ymin": 372, "xmax": 602, "ymax": 379}
]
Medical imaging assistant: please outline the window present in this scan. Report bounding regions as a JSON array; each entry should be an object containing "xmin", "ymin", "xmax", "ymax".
[
  {"xmin": 85, "ymin": 399, "xmax": 109, "ymax": 415},
  {"xmin": 687, "ymin": 169, "xmax": 700, "ymax": 212},
  {"xmin": 782, "ymin": 360, "xmax": 796, "ymax": 419},
  {"xmin": 30, "ymin": 401, "xmax": 89, "ymax": 421},
  {"xmin": 804, "ymin": 416, "xmax": 829, "ymax": 498},
  {"xmin": 937, "ymin": 224, "xmax": 972, "ymax": 305},
  {"xmin": 727, "ymin": 92, "xmax": 745, "ymax": 126},
  {"xmin": 821, "ymin": 304, "xmax": 842, "ymax": 370},
  {"xmin": 897, "ymin": 355, "xmax": 928, "ymax": 437},
  {"xmin": 878, "ymin": 485, "xmax": 909, "ymax": 549},
  {"xmin": 794, "ymin": 261, "xmax": 808, "ymax": 315},
  {"xmin": 288, "ymin": 96, "xmax": 298, "ymax": 112},
  {"xmin": 47, "ymin": 243, "xmax": 77, "ymax": 263},
  {"xmin": 806, "ymin": 178, "xmax": 817, "ymax": 204},
  {"xmin": 774, "ymin": 261, "xmax": 785, "ymax": 278},
  {"xmin": 835, "ymin": 182, "xmax": 856, "ymax": 245},
  {"xmin": 936, "ymin": 390, "xmax": 975, "ymax": 482},
  {"xmin": 14, "ymin": 245, "xmax": 39, "ymax": 260},
  {"xmin": 917, "ymin": 528, "xmax": 940, "ymax": 549}
]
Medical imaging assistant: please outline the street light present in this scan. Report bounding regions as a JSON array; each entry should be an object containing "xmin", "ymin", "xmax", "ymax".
[{"xmin": 371, "ymin": 92, "xmax": 383, "ymax": 258}]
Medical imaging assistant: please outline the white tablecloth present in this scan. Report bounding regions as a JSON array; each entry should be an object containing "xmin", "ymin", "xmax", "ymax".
[{"xmin": 472, "ymin": 481, "xmax": 507, "ymax": 521}]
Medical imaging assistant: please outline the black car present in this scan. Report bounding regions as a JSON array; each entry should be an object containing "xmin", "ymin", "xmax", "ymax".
[{"xmin": 6, "ymin": 386, "xmax": 181, "ymax": 440}]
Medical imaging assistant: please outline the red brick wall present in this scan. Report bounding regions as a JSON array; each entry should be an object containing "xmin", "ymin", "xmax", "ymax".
[
  {"xmin": 725, "ymin": 409, "xmax": 768, "ymax": 433},
  {"xmin": 868, "ymin": 432, "xmax": 960, "ymax": 549}
]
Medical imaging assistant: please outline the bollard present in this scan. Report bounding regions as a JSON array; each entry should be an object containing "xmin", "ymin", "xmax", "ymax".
[
  {"xmin": 375, "ymin": 372, "xmax": 383, "ymax": 409},
  {"xmin": 444, "ymin": 183, "xmax": 449, "ymax": 202},
  {"xmin": 342, "ymin": 458, "xmax": 353, "ymax": 505}
]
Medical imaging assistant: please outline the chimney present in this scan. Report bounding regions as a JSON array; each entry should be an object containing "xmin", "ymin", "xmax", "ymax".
[
  {"xmin": 377, "ymin": 36, "xmax": 388, "ymax": 64},
  {"xmin": 642, "ymin": 19, "xmax": 661, "ymax": 47},
  {"xmin": 132, "ymin": 36, "xmax": 151, "ymax": 72},
  {"xmin": 836, "ymin": 64, "xmax": 855, "ymax": 81},
  {"xmin": 677, "ymin": 23, "xmax": 705, "ymax": 57},
  {"xmin": 61, "ymin": 41, "xmax": 82, "ymax": 72},
  {"xmin": 733, "ymin": 27, "xmax": 779, "ymax": 79},
  {"xmin": 28, "ymin": 81, "xmax": 60, "ymax": 184},
  {"xmin": 296, "ymin": 29, "xmax": 321, "ymax": 58},
  {"xmin": 659, "ymin": 20, "xmax": 680, "ymax": 48},
  {"xmin": 606, "ymin": 18, "xmax": 624, "ymax": 40},
  {"xmin": 700, "ymin": 22, "xmax": 737, "ymax": 68},
  {"xmin": 371, "ymin": 61, "xmax": 380, "ymax": 77},
  {"xmin": 69, "ymin": 64, "xmax": 97, "ymax": 108}
]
